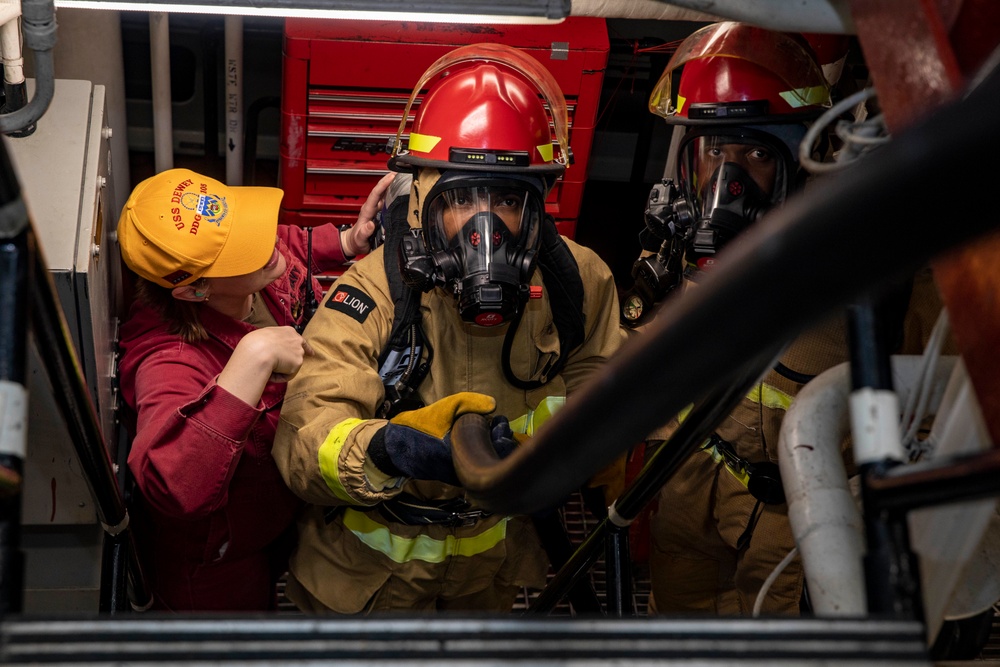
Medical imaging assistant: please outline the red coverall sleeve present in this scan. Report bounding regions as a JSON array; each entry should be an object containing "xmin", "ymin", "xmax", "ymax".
[
  {"xmin": 278, "ymin": 223, "xmax": 349, "ymax": 274},
  {"xmin": 127, "ymin": 345, "xmax": 265, "ymax": 519}
]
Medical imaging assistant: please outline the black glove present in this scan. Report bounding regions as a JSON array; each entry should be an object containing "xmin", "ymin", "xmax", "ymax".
[
  {"xmin": 489, "ymin": 415, "xmax": 520, "ymax": 460},
  {"xmin": 367, "ymin": 392, "xmax": 499, "ymax": 485}
]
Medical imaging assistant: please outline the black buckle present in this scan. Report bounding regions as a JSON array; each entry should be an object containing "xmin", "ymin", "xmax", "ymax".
[{"xmin": 378, "ymin": 494, "xmax": 492, "ymax": 527}]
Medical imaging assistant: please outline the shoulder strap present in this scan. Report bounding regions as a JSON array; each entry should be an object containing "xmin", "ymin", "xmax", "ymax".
[
  {"xmin": 375, "ymin": 196, "xmax": 430, "ymax": 417},
  {"xmin": 538, "ymin": 215, "xmax": 586, "ymax": 356},
  {"xmin": 502, "ymin": 215, "xmax": 586, "ymax": 389},
  {"xmin": 378, "ymin": 195, "xmax": 422, "ymax": 366}
]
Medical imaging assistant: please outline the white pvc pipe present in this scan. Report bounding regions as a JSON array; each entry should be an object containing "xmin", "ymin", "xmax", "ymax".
[
  {"xmin": 570, "ymin": 0, "xmax": 855, "ymax": 34},
  {"xmin": 149, "ymin": 11, "xmax": 173, "ymax": 173},
  {"xmin": 0, "ymin": 0, "xmax": 20, "ymax": 27},
  {"xmin": 779, "ymin": 361, "xmax": 865, "ymax": 616},
  {"xmin": 779, "ymin": 355, "xmax": 958, "ymax": 617},
  {"xmin": 0, "ymin": 17, "xmax": 23, "ymax": 86},
  {"xmin": 850, "ymin": 388, "xmax": 906, "ymax": 465},
  {"xmin": 224, "ymin": 15, "xmax": 242, "ymax": 185}
]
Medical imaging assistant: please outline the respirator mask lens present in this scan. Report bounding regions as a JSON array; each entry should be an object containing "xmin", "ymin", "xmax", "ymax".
[
  {"xmin": 424, "ymin": 176, "xmax": 543, "ymax": 325},
  {"xmin": 678, "ymin": 130, "xmax": 793, "ymax": 267}
]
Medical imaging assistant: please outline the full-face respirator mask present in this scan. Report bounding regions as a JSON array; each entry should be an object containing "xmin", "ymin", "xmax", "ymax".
[
  {"xmin": 677, "ymin": 126, "xmax": 801, "ymax": 269},
  {"xmin": 621, "ymin": 125, "xmax": 805, "ymax": 327},
  {"xmin": 400, "ymin": 171, "xmax": 545, "ymax": 326}
]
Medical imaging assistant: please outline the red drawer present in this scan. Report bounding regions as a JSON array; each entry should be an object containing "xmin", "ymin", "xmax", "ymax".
[{"xmin": 280, "ymin": 17, "xmax": 609, "ymax": 242}]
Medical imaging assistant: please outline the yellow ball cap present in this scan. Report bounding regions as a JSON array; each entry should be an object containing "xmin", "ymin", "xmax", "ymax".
[{"xmin": 117, "ymin": 168, "xmax": 283, "ymax": 288}]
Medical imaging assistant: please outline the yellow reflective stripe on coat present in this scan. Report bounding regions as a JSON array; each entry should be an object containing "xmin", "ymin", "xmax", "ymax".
[
  {"xmin": 746, "ymin": 383, "xmax": 794, "ymax": 411},
  {"xmin": 342, "ymin": 508, "xmax": 508, "ymax": 564},
  {"xmin": 676, "ymin": 383, "xmax": 792, "ymax": 429},
  {"xmin": 318, "ymin": 418, "xmax": 366, "ymax": 503},
  {"xmin": 509, "ymin": 395, "xmax": 565, "ymax": 436}
]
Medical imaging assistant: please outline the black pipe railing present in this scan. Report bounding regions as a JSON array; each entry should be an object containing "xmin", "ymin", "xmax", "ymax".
[
  {"xmin": 450, "ymin": 52, "xmax": 1000, "ymax": 517},
  {"xmin": 512, "ymin": 344, "xmax": 783, "ymax": 614},
  {"xmin": 29, "ymin": 224, "xmax": 151, "ymax": 613},
  {"xmin": 847, "ymin": 296, "xmax": 923, "ymax": 619},
  {"xmin": 0, "ymin": 158, "xmax": 31, "ymax": 613},
  {"xmin": 0, "ymin": 135, "xmax": 150, "ymax": 613}
]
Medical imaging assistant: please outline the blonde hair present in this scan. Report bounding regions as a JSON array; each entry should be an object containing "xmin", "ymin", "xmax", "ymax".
[{"xmin": 132, "ymin": 277, "xmax": 210, "ymax": 343}]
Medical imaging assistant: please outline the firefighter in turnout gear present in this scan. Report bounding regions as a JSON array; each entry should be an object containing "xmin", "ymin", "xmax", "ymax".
[
  {"xmin": 627, "ymin": 22, "xmax": 856, "ymax": 615},
  {"xmin": 272, "ymin": 44, "xmax": 624, "ymax": 613}
]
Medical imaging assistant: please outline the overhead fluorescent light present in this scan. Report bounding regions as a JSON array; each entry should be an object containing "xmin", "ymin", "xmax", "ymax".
[{"xmin": 53, "ymin": 0, "xmax": 570, "ymax": 24}]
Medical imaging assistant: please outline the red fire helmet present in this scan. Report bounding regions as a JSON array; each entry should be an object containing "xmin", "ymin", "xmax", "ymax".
[
  {"xmin": 389, "ymin": 43, "xmax": 571, "ymax": 177},
  {"xmin": 649, "ymin": 22, "xmax": 831, "ymax": 126}
]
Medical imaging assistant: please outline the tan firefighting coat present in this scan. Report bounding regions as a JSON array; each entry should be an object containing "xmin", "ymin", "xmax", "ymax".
[
  {"xmin": 647, "ymin": 312, "xmax": 851, "ymax": 615},
  {"xmin": 646, "ymin": 268, "xmax": 947, "ymax": 615},
  {"xmin": 272, "ymin": 240, "xmax": 624, "ymax": 613}
]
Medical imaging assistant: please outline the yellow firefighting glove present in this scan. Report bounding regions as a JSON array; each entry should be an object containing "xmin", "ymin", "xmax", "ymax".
[{"xmin": 367, "ymin": 392, "xmax": 501, "ymax": 485}]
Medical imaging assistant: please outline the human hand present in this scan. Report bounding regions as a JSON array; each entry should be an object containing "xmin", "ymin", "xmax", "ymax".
[
  {"xmin": 341, "ymin": 172, "xmax": 396, "ymax": 257},
  {"xmin": 217, "ymin": 326, "xmax": 313, "ymax": 406},
  {"xmin": 367, "ymin": 392, "xmax": 497, "ymax": 485},
  {"xmin": 489, "ymin": 415, "xmax": 522, "ymax": 459},
  {"xmin": 235, "ymin": 326, "xmax": 314, "ymax": 383}
]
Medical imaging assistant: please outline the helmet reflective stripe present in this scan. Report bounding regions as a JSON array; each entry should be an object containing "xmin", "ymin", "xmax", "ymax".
[
  {"xmin": 536, "ymin": 143, "xmax": 554, "ymax": 163},
  {"xmin": 780, "ymin": 85, "xmax": 830, "ymax": 108},
  {"xmin": 408, "ymin": 132, "xmax": 442, "ymax": 154},
  {"xmin": 342, "ymin": 508, "xmax": 508, "ymax": 564}
]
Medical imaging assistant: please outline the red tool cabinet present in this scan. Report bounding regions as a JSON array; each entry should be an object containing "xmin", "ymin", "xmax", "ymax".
[{"xmin": 279, "ymin": 18, "xmax": 609, "ymax": 239}]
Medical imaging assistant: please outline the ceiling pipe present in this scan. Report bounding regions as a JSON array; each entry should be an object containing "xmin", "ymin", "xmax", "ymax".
[
  {"xmin": 0, "ymin": 0, "xmax": 55, "ymax": 135},
  {"xmin": 149, "ymin": 11, "xmax": 173, "ymax": 173},
  {"xmin": 224, "ymin": 15, "xmax": 242, "ymax": 185},
  {"xmin": 570, "ymin": 0, "xmax": 856, "ymax": 33}
]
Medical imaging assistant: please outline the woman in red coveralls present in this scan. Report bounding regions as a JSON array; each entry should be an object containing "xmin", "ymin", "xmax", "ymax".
[{"xmin": 116, "ymin": 168, "xmax": 392, "ymax": 611}]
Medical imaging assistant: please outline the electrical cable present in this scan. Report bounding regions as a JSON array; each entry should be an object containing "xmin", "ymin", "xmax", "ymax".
[
  {"xmin": 899, "ymin": 308, "xmax": 951, "ymax": 458},
  {"xmin": 799, "ymin": 87, "xmax": 889, "ymax": 175},
  {"xmin": 753, "ymin": 545, "xmax": 799, "ymax": 617}
]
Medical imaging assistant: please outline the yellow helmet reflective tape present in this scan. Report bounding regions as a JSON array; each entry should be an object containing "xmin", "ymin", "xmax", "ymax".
[
  {"xmin": 342, "ymin": 508, "xmax": 508, "ymax": 564},
  {"xmin": 779, "ymin": 85, "xmax": 829, "ymax": 109},
  {"xmin": 318, "ymin": 417, "xmax": 366, "ymax": 503},
  {"xmin": 408, "ymin": 132, "xmax": 442, "ymax": 155},
  {"xmin": 536, "ymin": 143, "xmax": 554, "ymax": 163},
  {"xmin": 509, "ymin": 395, "xmax": 565, "ymax": 436}
]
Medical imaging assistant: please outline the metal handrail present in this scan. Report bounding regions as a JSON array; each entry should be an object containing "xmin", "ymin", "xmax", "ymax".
[{"xmin": 0, "ymin": 139, "xmax": 150, "ymax": 614}]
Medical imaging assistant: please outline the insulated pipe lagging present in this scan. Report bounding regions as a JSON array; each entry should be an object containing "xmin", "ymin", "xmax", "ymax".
[
  {"xmin": 779, "ymin": 355, "xmax": 959, "ymax": 617},
  {"xmin": 0, "ymin": 0, "xmax": 54, "ymax": 135},
  {"xmin": 0, "ymin": 10, "xmax": 24, "ymax": 86}
]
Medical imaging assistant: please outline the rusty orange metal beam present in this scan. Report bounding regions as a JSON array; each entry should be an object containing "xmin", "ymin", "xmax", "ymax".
[{"xmin": 848, "ymin": 0, "xmax": 1000, "ymax": 444}]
